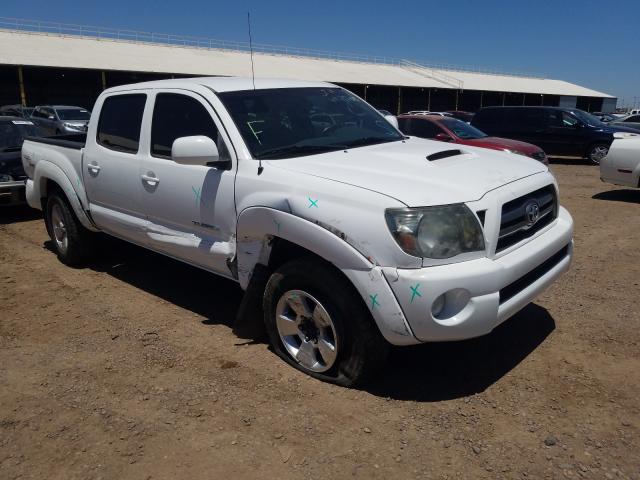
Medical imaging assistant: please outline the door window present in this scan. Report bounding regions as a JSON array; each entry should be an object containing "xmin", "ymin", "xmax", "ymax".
[
  {"xmin": 151, "ymin": 93, "xmax": 229, "ymax": 160},
  {"xmin": 512, "ymin": 109, "xmax": 546, "ymax": 130},
  {"xmin": 97, "ymin": 94, "xmax": 147, "ymax": 153},
  {"xmin": 407, "ymin": 118, "xmax": 441, "ymax": 138},
  {"xmin": 548, "ymin": 111, "xmax": 579, "ymax": 128},
  {"xmin": 626, "ymin": 115, "xmax": 640, "ymax": 122}
]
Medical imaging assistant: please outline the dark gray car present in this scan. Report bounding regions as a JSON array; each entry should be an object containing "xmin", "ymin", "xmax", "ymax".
[{"xmin": 31, "ymin": 105, "xmax": 91, "ymax": 135}]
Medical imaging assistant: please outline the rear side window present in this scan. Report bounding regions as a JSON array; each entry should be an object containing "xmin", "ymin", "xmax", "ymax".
[
  {"xmin": 151, "ymin": 93, "xmax": 220, "ymax": 159},
  {"xmin": 473, "ymin": 108, "xmax": 505, "ymax": 128},
  {"xmin": 510, "ymin": 109, "xmax": 546, "ymax": 130},
  {"xmin": 410, "ymin": 118, "xmax": 442, "ymax": 138},
  {"xmin": 97, "ymin": 94, "xmax": 147, "ymax": 153}
]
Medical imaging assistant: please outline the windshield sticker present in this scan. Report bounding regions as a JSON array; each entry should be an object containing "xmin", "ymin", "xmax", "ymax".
[
  {"xmin": 307, "ymin": 197, "xmax": 318, "ymax": 208},
  {"xmin": 12, "ymin": 120, "xmax": 34, "ymax": 125}
]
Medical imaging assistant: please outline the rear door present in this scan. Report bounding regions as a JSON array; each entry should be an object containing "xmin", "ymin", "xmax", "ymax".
[
  {"xmin": 139, "ymin": 89, "xmax": 237, "ymax": 276},
  {"xmin": 508, "ymin": 108, "xmax": 548, "ymax": 148},
  {"xmin": 82, "ymin": 93, "xmax": 150, "ymax": 245},
  {"xmin": 545, "ymin": 110, "xmax": 586, "ymax": 156}
]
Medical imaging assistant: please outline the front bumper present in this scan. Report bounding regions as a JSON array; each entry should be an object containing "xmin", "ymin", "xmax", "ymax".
[
  {"xmin": 382, "ymin": 206, "xmax": 573, "ymax": 342},
  {"xmin": 0, "ymin": 180, "xmax": 26, "ymax": 206}
]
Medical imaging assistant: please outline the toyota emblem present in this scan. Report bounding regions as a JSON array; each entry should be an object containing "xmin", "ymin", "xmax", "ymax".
[{"xmin": 524, "ymin": 201, "xmax": 540, "ymax": 228}]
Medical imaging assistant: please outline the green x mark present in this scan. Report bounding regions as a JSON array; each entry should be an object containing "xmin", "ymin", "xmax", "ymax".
[
  {"xmin": 369, "ymin": 294, "xmax": 380, "ymax": 309},
  {"xmin": 192, "ymin": 186, "xmax": 202, "ymax": 204},
  {"xmin": 410, "ymin": 283, "xmax": 422, "ymax": 303},
  {"xmin": 273, "ymin": 219, "xmax": 281, "ymax": 232},
  {"xmin": 308, "ymin": 197, "xmax": 318, "ymax": 208}
]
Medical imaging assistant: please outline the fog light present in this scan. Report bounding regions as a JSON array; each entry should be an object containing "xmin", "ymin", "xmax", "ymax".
[{"xmin": 431, "ymin": 294, "xmax": 445, "ymax": 317}]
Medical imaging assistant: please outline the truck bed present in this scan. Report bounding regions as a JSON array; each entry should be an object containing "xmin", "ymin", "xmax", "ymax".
[{"xmin": 24, "ymin": 133, "xmax": 86, "ymax": 150}]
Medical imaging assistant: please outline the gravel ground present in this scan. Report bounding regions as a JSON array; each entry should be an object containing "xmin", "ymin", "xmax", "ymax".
[{"xmin": 0, "ymin": 162, "xmax": 638, "ymax": 480}]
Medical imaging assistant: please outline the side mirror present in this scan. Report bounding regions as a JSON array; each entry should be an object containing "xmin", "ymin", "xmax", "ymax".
[
  {"xmin": 435, "ymin": 133, "xmax": 453, "ymax": 142},
  {"xmin": 171, "ymin": 135, "xmax": 224, "ymax": 167},
  {"xmin": 384, "ymin": 114, "xmax": 399, "ymax": 129}
]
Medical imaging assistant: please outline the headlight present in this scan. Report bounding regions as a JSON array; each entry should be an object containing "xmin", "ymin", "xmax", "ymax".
[
  {"xmin": 64, "ymin": 123, "xmax": 80, "ymax": 130},
  {"xmin": 385, "ymin": 204, "xmax": 485, "ymax": 259},
  {"xmin": 0, "ymin": 173, "xmax": 13, "ymax": 182}
]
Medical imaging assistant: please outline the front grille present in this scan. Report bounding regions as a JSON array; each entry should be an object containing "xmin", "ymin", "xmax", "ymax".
[
  {"xmin": 499, "ymin": 244, "xmax": 569, "ymax": 304},
  {"xmin": 496, "ymin": 185, "xmax": 557, "ymax": 252}
]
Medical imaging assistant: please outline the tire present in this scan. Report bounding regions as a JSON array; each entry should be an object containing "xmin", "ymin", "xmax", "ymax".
[
  {"xmin": 586, "ymin": 143, "xmax": 609, "ymax": 165},
  {"xmin": 45, "ymin": 191, "xmax": 94, "ymax": 266},
  {"xmin": 263, "ymin": 257, "xmax": 388, "ymax": 387}
]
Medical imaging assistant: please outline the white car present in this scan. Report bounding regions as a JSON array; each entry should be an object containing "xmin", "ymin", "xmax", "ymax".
[
  {"xmin": 600, "ymin": 132, "xmax": 640, "ymax": 188},
  {"xmin": 22, "ymin": 77, "xmax": 574, "ymax": 386}
]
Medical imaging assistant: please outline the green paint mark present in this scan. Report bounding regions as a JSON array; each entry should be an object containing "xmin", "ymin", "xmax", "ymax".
[
  {"xmin": 410, "ymin": 283, "xmax": 422, "ymax": 303},
  {"xmin": 273, "ymin": 219, "xmax": 281, "ymax": 232},
  {"xmin": 369, "ymin": 294, "xmax": 380, "ymax": 310},
  {"xmin": 308, "ymin": 197, "xmax": 318, "ymax": 208},
  {"xmin": 192, "ymin": 186, "xmax": 202, "ymax": 204}
]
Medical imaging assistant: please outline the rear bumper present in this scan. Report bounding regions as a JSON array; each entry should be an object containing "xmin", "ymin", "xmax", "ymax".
[
  {"xmin": 0, "ymin": 180, "xmax": 26, "ymax": 206},
  {"xmin": 382, "ymin": 207, "xmax": 573, "ymax": 342}
]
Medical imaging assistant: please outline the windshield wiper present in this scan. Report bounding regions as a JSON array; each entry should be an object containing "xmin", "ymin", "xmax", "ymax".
[
  {"xmin": 256, "ymin": 143, "xmax": 348, "ymax": 160},
  {"xmin": 344, "ymin": 136, "xmax": 400, "ymax": 148}
]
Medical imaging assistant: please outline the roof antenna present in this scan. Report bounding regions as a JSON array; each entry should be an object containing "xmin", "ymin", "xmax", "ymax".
[
  {"xmin": 247, "ymin": 11, "xmax": 256, "ymax": 91},
  {"xmin": 248, "ymin": 11, "xmax": 263, "ymax": 175}
]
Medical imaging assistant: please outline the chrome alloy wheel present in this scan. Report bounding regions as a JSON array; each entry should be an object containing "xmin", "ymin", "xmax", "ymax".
[
  {"xmin": 275, "ymin": 290, "xmax": 339, "ymax": 373},
  {"xmin": 50, "ymin": 203, "xmax": 68, "ymax": 254},
  {"xmin": 589, "ymin": 145, "xmax": 609, "ymax": 164}
]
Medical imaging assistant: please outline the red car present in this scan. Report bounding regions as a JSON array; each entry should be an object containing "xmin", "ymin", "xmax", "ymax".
[{"xmin": 397, "ymin": 114, "xmax": 548, "ymax": 164}]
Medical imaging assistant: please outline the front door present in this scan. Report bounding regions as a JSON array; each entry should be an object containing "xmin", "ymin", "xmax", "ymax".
[
  {"xmin": 139, "ymin": 90, "xmax": 237, "ymax": 276},
  {"xmin": 545, "ymin": 110, "xmax": 586, "ymax": 156},
  {"xmin": 82, "ymin": 93, "xmax": 150, "ymax": 246}
]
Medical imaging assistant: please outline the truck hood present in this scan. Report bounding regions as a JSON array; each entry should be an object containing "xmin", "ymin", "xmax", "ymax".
[{"xmin": 269, "ymin": 137, "xmax": 548, "ymax": 206}]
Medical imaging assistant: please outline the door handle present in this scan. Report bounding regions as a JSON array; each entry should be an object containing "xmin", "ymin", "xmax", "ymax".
[
  {"xmin": 141, "ymin": 174, "xmax": 160, "ymax": 185},
  {"xmin": 87, "ymin": 164, "xmax": 101, "ymax": 173}
]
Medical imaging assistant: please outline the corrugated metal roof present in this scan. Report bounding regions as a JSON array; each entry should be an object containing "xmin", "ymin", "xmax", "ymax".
[{"xmin": 0, "ymin": 30, "xmax": 613, "ymax": 98}]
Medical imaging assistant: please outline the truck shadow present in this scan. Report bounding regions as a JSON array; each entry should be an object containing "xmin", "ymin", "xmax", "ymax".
[
  {"xmin": 592, "ymin": 189, "xmax": 640, "ymax": 204},
  {"xmin": 69, "ymin": 234, "xmax": 554, "ymax": 401},
  {"xmin": 365, "ymin": 304, "xmax": 555, "ymax": 401},
  {"xmin": 0, "ymin": 205, "xmax": 42, "ymax": 224}
]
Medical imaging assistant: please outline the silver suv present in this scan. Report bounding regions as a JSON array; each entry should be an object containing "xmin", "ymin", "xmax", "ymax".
[{"xmin": 31, "ymin": 105, "xmax": 91, "ymax": 135}]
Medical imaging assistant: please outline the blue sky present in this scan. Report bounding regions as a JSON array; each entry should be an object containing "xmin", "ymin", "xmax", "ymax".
[{"xmin": 3, "ymin": 0, "xmax": 639, "ymax": 105}]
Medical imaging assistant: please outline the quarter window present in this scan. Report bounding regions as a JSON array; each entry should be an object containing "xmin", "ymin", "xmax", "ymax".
[
  {"xmin": 97, "ymin": 94, "xmax": 147, "ymax": 153},
  {"xmin": 151, "ymin": 93, "xmax": 226, "ymax": 159}
]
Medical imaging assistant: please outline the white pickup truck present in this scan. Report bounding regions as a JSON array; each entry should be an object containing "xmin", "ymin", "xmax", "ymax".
[{"xmin": 22, "ymin": 77, "xmax": 574, "ymax": 386}]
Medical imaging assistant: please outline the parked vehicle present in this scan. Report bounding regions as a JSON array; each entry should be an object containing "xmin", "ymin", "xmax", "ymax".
[
  {"xmin": 472, "ymin": 106, "xmax": 640, "ymax": 164},
  {"xmin": 0, "ymin": 105, "xmax": 35, "ymax": 119},
  {"xmin": 608, "ymin": 114, "xmax": 640, "ymax": 131},
  {"xmin": 406, "ymin": 111, "xmax": 452, "ymax": 117},
  {"xmin": 31, "ymin": 105, "xmax": 91, "ymax": 135},
  {"xmin": 22, "ymin": 78, "xmax": 574, "ymax": 385},
  {"xmin": 591, "ymin": 112, "xmax": 616, "ymax": 123},
  {"xmin": 444, "ymin": 110, "xmax": 475, "ymax": 123},
  {"xmin": 0, "ymin": 116, "xmax": 45, "ymax": 205},
  {"xmin": 628, "ymin": 109, "xmax": 640, "ymax": 116},
  {"xmin": 600, "ymin": 132, "xmax": 640, "ymax": 188},
  {"xmin": 398, "ymin": 114, "xmax": 548, "ymax": 164}
]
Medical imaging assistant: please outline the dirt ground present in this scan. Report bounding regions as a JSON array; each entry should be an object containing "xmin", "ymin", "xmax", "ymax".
[{"xmin": 1, "ymin": 162, "xmax": 639, "ymax": 480}]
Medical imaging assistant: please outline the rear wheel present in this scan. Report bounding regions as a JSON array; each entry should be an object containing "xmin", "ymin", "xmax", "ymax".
[
  {"xmin": 263, "ymin": 257, "xmax": 388, "ymax": 386},
  {"xmin": 45, "ymin": 191, "xmax": 94, "ymax": 266},
  {"xmin": 587, "ymin": 143, "xmax": 609, "ymax": 165}
]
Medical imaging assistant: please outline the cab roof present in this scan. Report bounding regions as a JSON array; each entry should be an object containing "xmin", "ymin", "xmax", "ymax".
[{"xmin": 104, "ymin": 77, "xmax": 336, "ymax": 94}]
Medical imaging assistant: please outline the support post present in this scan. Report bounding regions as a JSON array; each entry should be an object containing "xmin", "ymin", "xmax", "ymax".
[
  {"xmin": 397, "ymin": 86, "xmax": 402, "ymax": 115},
  {"xmin": 455, "ymin": 90, "xmax": 459, "ymax": 110},
  {"xmin": 427, "ymin": 89, "xmax": 431, "ymax": 110},
  {"xmin": 502, "ymin": 92, "xmax": 506, "ymax": 106},
  {"xmin": 101, "ymin": 71, "xmax": 107, "ymax": 90},
  {"xmin": 480, "ymin": 92, "xmax": 484, "ymax": 109},
  {"xmin": 18, "ymin": 66, "xmax": 26, "ymax": 107}
]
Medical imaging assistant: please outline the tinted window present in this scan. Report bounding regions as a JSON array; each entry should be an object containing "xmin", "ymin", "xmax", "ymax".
[
  {"xmin": 151, "ymin": 93, "xmax": 223, "ymax": 159},
  {"xmin": 441, "ymin": 118, "xmax": 487, "ymax": 139},
  {"xmin": 549, "ymin": 110, "xmax": 579, "ymax": 128},
  {"xmin": 0, "ymin": 121, "xmax": 42, "ymax": 149},
  {"xmin": 97, "ymin": 94, "xmax": 146, "ymax": 153},
  {"xmin": 473, "ymin": 108, "xmax": 505, "ymax": 128},
  {"xmin": 57, "ymin": 108, "xmax": 91, "ymax": 120},
  {"xmin": 409, "ymin": 118, "xmax": 442, "ymax": 138},
  {"xmin": 510, "ymin": 109, "xmax": 546, "ymax": 130},
  {"xmin": 627, "ymin": 115, "xmax": 640, "ymax": 122},
  {"xmin": 32, "ymin": 109, "xmax": 47, "ymax": 119}
]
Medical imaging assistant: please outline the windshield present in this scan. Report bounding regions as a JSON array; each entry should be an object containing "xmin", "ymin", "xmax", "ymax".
[
  {"xmin": 218, "ymin": 87, "xmax": 403, "ymax": 159},
  {"xmin": 571, "ymin": 109, "xmax": 606, "ymax": 127},
  {"xmin": 0, "ymin": 121, "xmax": 43, "ymax": 150},
  {"xmin": 56, "ymin": 108, "xmax": 91, "ymax": 121},
  {"xmin": 441, "ymin": 118, "xmax": 488, "ymax": 139}
]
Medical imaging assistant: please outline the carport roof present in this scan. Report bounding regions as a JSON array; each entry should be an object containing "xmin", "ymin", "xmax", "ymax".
[{"xmin": 0, "ymin": 29, "xmax": 614, "ymax": 98}]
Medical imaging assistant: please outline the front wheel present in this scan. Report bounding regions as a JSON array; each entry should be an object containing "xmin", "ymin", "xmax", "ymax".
[
  {"xmin": 45, "ymin": 191, "xmax": 95, "ymax": 266},
  {"xmin": 587, "ymin": 143, "xmax": 609, "ymax": 165},
  {"xmin": 263, "ymin": 258, "xmax": 388, "ymax": 386}
]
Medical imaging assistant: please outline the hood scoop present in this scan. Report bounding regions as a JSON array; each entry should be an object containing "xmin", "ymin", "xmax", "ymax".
[{"xmin": 426, "ymin": 149, "xmax": 465, "ymax": 161}]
